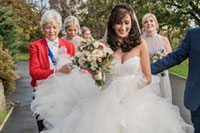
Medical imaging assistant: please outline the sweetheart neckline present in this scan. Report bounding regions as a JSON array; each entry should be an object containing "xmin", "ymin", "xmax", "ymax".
[{"xmin": 114, "ymin": 56, "xmax": 140, "ymax": 65}]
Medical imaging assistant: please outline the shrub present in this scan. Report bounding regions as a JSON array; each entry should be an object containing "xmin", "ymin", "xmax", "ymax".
[
  {"xmin": 0, "ymin": 7, "xmax": 21, "ymax": 60},
  {"xmin": 0, "ymin": 44, "xmax": 16, "ymax": 96}
]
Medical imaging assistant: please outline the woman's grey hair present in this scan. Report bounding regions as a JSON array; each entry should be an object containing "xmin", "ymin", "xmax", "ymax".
[
  {"xmin": 40, "ymin": 9, "xmax": 62, "ymax": 31},
  {"xmin": 63, "ymin": 16, "xmax": 81, "ymax": 34}
]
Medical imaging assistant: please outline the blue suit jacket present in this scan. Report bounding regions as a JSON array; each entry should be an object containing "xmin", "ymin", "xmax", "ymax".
[{"xmin": 151, "ymin": 28, "xmax": 200, "ymax": 111}]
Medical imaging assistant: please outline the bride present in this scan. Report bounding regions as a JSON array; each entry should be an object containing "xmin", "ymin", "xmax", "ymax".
[{"xmin": 31, "ymin": 3, "xmax": 194, "ymax": 133}]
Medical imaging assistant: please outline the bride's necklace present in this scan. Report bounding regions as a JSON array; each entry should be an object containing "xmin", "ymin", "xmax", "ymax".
[
  {"xmin": 118, "ymin": 44, "xmax": 122, "ymax": 52},
  {"xmin": 118, "ymin": 48, "xmax": 125, "ymax": 53}
]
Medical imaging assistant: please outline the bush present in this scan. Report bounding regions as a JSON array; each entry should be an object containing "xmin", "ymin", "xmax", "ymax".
[
  {"xmin": 0, "ymin": 44, "xmax": 16, "ymax": 96},
  {"xmin": 18, "ymin": 41, "xmax": 29, "ymax": 53}
]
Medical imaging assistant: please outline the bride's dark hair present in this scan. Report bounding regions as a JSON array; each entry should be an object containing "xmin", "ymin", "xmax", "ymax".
[{"xmin": 107, "ymin": 3, "xmax": 141, "ymax": 52}]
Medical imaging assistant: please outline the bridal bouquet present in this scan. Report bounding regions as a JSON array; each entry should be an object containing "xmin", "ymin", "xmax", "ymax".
[
  {"xmin": 150, "ymin": 49, "xmax": 166, "ymax": 77},
  {"xmin": 73, "ymin": 40, "xmax": 114, "ymax": 86}
]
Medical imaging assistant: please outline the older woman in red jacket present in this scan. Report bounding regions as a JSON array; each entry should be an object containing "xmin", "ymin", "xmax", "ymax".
[
  {"xmin": 29, "ymin": 10, "xmax": 75, "ymax": 88},
  {"xmin": 29, "ymin": 9, "xmax": 75, "ymax": 131}
]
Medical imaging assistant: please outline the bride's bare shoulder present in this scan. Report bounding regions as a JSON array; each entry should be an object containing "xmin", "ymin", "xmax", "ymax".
[
  {"xmin": 140, "ymin": 39, "xmax": 147, "ymax": 47},
  {"xmin": 139, "ymin": 39, "xmax": 148, "ymax": 50}
]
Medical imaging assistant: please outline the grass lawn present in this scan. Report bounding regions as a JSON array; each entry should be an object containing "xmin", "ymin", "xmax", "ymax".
[
  {"xmin": 0, "ymin": 110, "xmax": 7, "ymax": 125},
  {"xmin": 169, "ymin": 59, "xmax": 188, "ymax": 78},
  {"xmin": 16, "ymin": 52, "xmax": 29, "ymax": 61},
  {"xmin": 0, "ymin": 102, "xmax": 14, "ymax": 126}
]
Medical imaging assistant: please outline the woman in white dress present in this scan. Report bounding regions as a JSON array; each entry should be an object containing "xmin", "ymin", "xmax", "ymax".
[
  {"xmin": 141, "ymin": 13, "xmax": 173, "ymax": 102},
  {"xmin": 62, "ymin": 15, "xmax": 85, "ymax": 49},
  {"xmin": 31, "ymin": 3, "xmax": 194, "ymax": 133}
]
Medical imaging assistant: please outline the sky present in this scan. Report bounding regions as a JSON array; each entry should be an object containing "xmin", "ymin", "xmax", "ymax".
[{"xmin": 30, "ymin": 0, "xmax": 88, "ymax": 9}]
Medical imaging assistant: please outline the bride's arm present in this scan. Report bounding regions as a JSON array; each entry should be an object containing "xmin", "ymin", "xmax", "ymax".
[{"xmin": 140, "ymin": 39, "xmax": 152, "ymax": 84}]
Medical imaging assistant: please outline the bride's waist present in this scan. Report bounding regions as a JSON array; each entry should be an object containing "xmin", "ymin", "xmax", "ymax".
[{"xmin": 105, "ymin": 74, "xmax": 137, "ymax": 83}]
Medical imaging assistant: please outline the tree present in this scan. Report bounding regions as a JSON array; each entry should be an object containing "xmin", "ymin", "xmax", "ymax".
[
  {"xmin": 48, "ymin": 0, "xmax": 198, "ymax": 49},
  {"xmin": 162, "ymin": 0, "xmax": 200, "ymax": 27},
  {"xmin": 132, "ymin": 0, "xmax": 194, "ymax": 49},
  {"xmin": 0, "ymin": 7, "xmax": 21, "ymax": 58},
  {"xmin": 49, "ymin": 0, "xmax": 84, "ymax": 20},
  {"xmin": 0, "ymin": 0, "xmax": 43, "ymax": 53},
  {"xmin": 79, "ymin": 0, "xmax": 112, "ymax": 38}
]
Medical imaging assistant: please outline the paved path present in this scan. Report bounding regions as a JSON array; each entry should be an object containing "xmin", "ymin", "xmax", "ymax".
[
  {"xmin": 170, "ymin": 74, "xmax": 192, "ymax": 125},
  {"xmin": 1, "ymin": 61, "xmax": 193, "ymax": 133},
  {"xmin": 1, "ymin": 61, "xmax": 38, "ymax": 133}
]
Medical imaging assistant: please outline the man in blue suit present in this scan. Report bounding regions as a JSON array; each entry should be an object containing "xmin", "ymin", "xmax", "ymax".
[{"xmin": 151, "ymin": 28, "xmax": 200, "ymax": 132}]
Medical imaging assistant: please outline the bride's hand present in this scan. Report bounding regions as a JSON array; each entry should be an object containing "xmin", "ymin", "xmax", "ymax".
[
  {"xmin": 56, "ymin": 64, "xmax": 74, "ymax": 74},
  {"xmin": 137, "ymin": 78, "xmax": 148, "ymax": 89},
  {"xmin": 91, "ymin": 71, "xmax": 99, "ymax": 80},
  {"xmin": 91, "ymin": 71, "xmax": 104, "ymax": 80}
]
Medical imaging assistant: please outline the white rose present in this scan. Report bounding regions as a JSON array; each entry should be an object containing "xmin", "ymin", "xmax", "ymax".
[
  {"xmin": 93, "ymin": 41, "xmax": 102, "ymax": 48},
  {"xmin": 90, "ymin": 64, "xmax": 97, "ymax": 71},
  {"xmin": 91, "ymin": 55, "xmax": 97, "ymax": 62},
  {"xmin": 97, "ymin": 57, "xmax": 102, "ymax": 63},
  {"xmin": 92, "ymin": 49, "xmax": 104, "ymax": 58},
  {"xmin": 78, "ymin": 57, "xmax": 85, "ymax": 66},
  {"xmin": 82, "ymin": 51, "xmax": 90, "ymax": 57},
  {"xmin": 93, "ymin": 42, "xmax": 99, "ymax": 48},
  {"xmin": 75, "ymin": 51, "xmax": 81, "ymax": 57},
  {"xmin": 157, "ymin": 51, "xmax": 161, "ymax": 55},
  {"xmin": 87, "ymin": 54, "xmax": 93, "ymax": 62},
  {"xmin": 90, "ymin": 61, "xmax": 98, "ymax": 71},
  {"xmin": 94, "ymin": 41, "xmax": 106, "ymax": 49},
  {"xmin": 104, "ymin": 47, "xmax": 113, "ymax": 56}
]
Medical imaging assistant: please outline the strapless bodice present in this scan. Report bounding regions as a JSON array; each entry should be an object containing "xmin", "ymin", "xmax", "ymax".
[{"xmin": 105, "ymin": 56, "xmax": 141, "ymax": 82}]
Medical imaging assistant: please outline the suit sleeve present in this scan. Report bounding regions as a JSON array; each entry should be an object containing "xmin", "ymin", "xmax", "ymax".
[
  {"xmin": 29, "ymin": 43, "xmax": 54, "ymax": 80},
  {"xmin": 151, "ymin": 29, "xmax": 191, "ymax": 74}
]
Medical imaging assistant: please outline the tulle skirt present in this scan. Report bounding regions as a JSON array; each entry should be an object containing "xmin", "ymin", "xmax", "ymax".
[
  {"xmin": 31, "ymin": 69, "xmax": 194, "ymax": 133},
  {"xmin": 31, "ymin": 68, "xmax": 100, "ymax": 127}
]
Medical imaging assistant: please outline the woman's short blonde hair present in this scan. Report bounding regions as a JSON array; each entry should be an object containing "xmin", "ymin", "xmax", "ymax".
[
  {"xmin": 40, "ymin": 9, "xmax": 62, "ymax": 31},
  {"xmin": 142, "ymin": 13, "xmax": 159, "ymax": 29},
  {"xmin": 63, "ymin": 16, "xmax": 81, "ymax": 34}
]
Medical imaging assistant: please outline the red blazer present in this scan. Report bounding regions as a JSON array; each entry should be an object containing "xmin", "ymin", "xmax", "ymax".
[{"xmin": 29, "ymin": 38, "xmax": 75, "ymax": 87}]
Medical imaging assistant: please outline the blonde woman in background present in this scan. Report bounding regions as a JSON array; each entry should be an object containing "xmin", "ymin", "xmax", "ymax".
[
  {"xmin": 62, "ymin": 16, "xmax": 85, "ymax": 49},
  {"xmin": 142, "ymin": 13, "xmax": 172, "ymax": 102},
  {"xmin": 81, "ymin": 26, "xmax": 93, "ymax": 42}
]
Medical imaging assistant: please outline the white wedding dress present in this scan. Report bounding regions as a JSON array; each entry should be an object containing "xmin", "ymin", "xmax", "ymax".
[{"xmin": 31, "ymin": 51, "xmax": 194, "ymax": 133}]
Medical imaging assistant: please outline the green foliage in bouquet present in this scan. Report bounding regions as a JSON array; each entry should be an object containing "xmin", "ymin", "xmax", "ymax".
[{"xmin": 0, "ymin": 44, "xmax": 16, "ymax": 96}]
